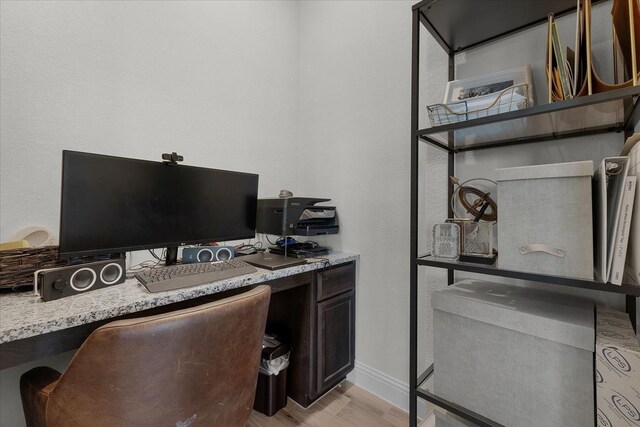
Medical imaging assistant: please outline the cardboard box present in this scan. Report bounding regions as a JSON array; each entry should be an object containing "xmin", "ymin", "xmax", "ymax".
[
  {"xmin": 433, "ymin": 280, "xmax": 594, "ymax": 427},
  {"xmin": 596, "ymin": 306, "xmax": 640, "ymax": 427}
]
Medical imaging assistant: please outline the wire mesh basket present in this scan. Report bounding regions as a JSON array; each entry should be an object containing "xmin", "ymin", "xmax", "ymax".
[
  {"xmin": 0, "ymin": 246, "xmax": 64, "ymax": 290},
  {"xmin": 427, "ymin": 84, "xmax": 530, "ymax": 127},
  {"xmin": 0, "ymin": 247, "xmax": 122, "ymax": 291}
]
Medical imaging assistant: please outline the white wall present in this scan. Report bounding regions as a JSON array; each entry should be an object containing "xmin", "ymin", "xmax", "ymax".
[
  {"xmin": 0, "ymin": 2, "xmax": 302, "ymax": 425},
  {"xmin": 297, "ymin": 0, "xmax": 415, "ymax": 391},
  {"xmin": 0, "ymin": 0, "xmax": 301, "ymax": 242},
  {"xmin": 293, "ymin": 0, "xmax": 449, "ymax": 407}
]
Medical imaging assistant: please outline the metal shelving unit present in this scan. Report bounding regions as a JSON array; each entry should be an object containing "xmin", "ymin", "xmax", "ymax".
[
  {"xmin": 419, "ymin": 85, "xmax": 640, "ymax": 152},
  {"xmin": 417, "ymin": 364, "xmax": 505, "ymax": 427},
  {"xmin": 418, "ymin": 254, "xmax": 640, "ymax": 296},
  {"xmin": 409, "ymin": 1, "xmax": 640, "ymax": 426}
]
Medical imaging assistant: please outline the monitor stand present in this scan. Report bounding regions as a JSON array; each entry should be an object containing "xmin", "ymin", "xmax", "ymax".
[{"xmin": 165, "ymin": 246, "xmax": 178, "ymax": 266}]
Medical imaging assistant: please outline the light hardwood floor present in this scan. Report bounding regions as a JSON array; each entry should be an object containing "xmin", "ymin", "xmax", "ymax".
[{"xmin": 248, "ymin": 381, "xmax": 409, "ymax": 427}]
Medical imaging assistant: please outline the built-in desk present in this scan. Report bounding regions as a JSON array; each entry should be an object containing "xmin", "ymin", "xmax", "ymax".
[{"xmin": 0, "ymin": 251, "xmax": 358, "ymax": 407}]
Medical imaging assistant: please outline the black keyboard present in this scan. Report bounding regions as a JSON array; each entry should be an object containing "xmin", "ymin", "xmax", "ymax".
[{"xmin": 135, "ymin": 259, "xmax": 257, "ymax": 293}]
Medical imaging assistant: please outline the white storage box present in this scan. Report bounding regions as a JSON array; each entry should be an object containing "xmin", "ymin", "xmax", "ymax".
[
  {"xmin": 432, "ymin": 280, "xmax": 595, "ymax": 427},
  {"xmin": 496, "ymin": 160, "xmax": 594, "ymax": 279},
  {"xmin": 595, "ymin": 306, "xmax": 640, "ymax": 427}
]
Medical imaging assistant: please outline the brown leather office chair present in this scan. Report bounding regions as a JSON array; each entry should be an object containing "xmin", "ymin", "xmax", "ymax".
[{"xmin": 20, "ymin": 285, "xmax": 271, "ymax": 427}]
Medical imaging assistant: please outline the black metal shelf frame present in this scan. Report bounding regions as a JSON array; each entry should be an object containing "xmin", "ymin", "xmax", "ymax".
[
  {"xmin": 418, "ymin": 254, "xmax": 640, "ymax": 297},
  {"xmin": 418, "ymin": 364, "xmax": 505, "ymax": 427},
  {"xmin": 409, "ymin": 1, "xmax": 640, "ymax": 426},
  {"xmin": 412, "ymin": 0, "xmax": 607, "ymax": 54},
  {"xmin": 419, "ymin": 85, "xmax": 640, "ymax": 153}
]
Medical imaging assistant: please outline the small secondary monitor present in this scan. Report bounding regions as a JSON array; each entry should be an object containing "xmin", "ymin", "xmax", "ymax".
[{"xmin": 59, "ymin": 150, "xmax": 258, "ymax": 260}]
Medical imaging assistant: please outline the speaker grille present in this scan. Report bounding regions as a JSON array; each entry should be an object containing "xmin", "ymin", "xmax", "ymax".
[
  {"xmin": 216, "ymin": 247, "xmax": 233, "ymax": 261},
  {"xmin": 197, "ymin": 249, "xmax": 214, "ymax": 262},
  {"xmin": 70, "ymin": 267, "xmax": 96, "ymax": 291},
  {"xmin": 100, "ymin": 263, "xmax": 123, "ymax": 285}
]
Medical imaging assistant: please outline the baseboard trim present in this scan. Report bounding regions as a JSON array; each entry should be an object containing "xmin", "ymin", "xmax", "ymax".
[{"xmin": 347, "ymin": 360, "xmax": 427, "ymax": 419}]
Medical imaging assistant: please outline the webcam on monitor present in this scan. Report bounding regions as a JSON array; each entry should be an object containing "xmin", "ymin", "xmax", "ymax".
[{"xmin": 162, "ymin": 152, "xmax": 184, "ymax": 165}]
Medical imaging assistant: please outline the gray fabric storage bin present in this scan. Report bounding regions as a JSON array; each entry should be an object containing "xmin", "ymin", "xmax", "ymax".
[
  {"xmin": 432, "ymin": 280, "xmax": 595, "ymax": 427},
  {"xmin": 496, "ymin": 160, "xmax": 594, "ymax": 279}
]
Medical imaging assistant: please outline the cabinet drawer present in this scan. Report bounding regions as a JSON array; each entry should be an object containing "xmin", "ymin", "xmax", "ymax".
[{"xmin": 316, "ymin": 262, "xmax": 355, "ymax": 301}]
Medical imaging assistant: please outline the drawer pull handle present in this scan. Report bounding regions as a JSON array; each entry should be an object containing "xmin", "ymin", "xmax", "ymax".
[{"xmin": 520, "ymin": 244, "xmax": 565, "ymax": 258}]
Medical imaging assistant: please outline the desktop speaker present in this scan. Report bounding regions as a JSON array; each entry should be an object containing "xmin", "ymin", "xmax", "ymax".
[
  {"xmin": 182, "ymin": 246, "xmax": 235, "ymax": 263},
  {"xmin": 35, "ymin": 258, "xmax": 126, "ymax": 302}
]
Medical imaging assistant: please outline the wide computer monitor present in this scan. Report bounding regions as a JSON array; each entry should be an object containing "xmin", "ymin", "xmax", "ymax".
[{"xmin": 59, "ymin": 150, "xmax": 258, "ymax": 263}]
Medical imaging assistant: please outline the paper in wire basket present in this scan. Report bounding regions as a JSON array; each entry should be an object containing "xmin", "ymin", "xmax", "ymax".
[{"xmin": 427, "ymin": 84, "xmax": 530, "ymax": 127}]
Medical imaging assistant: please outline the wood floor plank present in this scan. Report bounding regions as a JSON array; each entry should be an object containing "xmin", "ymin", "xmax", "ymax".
[
  {"xmin": 324, "ymin": 396, "xmax": 351, "ymax": 416},
  {"xmin": 383, "ymin": 405, "xmax": 410, "ymax": 427},
  {"xmin": 335, "ymin": 395, "xmax": 395, "ymax": 427},
  {"xmin": 283, "ymin": 393, "xmax": 354, "ymax": 427},
  {"xmin": 249, "ymin": 381, "xmax": 404, "ymax": 427},
  {"xmin": 249, "ymin": 407, "xmax": 307, "ymax": 427},
  {"xmin": 332, "ymin": 380, "xmax": 356, "ymax": 395},
  {"xmin": 339, "ymin": 382, "xmax": 393, "ymax": 415}
]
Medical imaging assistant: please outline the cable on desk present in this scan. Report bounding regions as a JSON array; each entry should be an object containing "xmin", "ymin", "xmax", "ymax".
[
  {"xmin": 235, "ymin": 240, "xmax": 264, "ymax": 252},
  {"xmin": 265, "ymin": 234, "xmax": 279, "ymax": 246},
  {"xmin": 126, "ymin": 252, "xmax": 164, "ymax": 279},
  {"xmin": 148, "ymin": 248, "xmax": 166, "ymax": 262},
  {"xmin": 305, "ymin": 257, "xmax": 331, "ymax": 268}
]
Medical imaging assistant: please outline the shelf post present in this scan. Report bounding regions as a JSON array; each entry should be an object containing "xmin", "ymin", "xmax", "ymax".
[
  {"xmin": 447, "ymin": 53, "xmax": 455, "ymax": 286},
  {"xmin": 410, "ymin": 7, "xmax": 420, "ymax": 427}
]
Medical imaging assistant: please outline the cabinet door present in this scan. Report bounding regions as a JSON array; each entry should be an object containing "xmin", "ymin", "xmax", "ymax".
[{"xmin": 317, "ymin": 290, "xmax": 355, "ymax": 393}]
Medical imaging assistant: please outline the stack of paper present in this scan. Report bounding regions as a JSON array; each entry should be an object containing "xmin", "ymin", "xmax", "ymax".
[
  {"xmin": 547, "ymin": 0, "xmax": 592, "ymax": 102},
  {"xmin": 547, "ymin": 13, "xmax": 572, "ymax": 101}
]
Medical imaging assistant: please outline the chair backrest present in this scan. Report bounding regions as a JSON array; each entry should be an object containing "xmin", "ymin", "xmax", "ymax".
[{"xmin": 45, "ymin": 285, "xmax": 271, "ymax": 427}]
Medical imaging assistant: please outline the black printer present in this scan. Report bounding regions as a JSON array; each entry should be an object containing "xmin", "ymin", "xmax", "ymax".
[{"xmin": 256, "ymin": 197, "xmax": 339, "ymax": 236}]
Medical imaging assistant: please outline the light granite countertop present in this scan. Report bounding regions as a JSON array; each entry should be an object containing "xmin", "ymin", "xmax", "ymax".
[{"xmin": 0, "ymin": 251, "xmax": 358, "ymax": 344}]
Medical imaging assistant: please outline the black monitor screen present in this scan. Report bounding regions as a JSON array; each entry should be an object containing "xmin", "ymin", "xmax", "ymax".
[{"xmin": 59, "ymin": 151, "xmax": 258, "ymax": 259}]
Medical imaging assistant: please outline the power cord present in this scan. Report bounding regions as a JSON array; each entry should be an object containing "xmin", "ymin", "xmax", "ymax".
[
  {"xmin": 265, "ymin": 235, "xmax": 279, "ymax": 246},
  {"xmin": 126, "ymin": 250, "xmax": 165, "ymax": 279},
  {"xmin": 234, "ymin": 240, "xmax": 264, "ymax": 254},
  {"xmin": 148, "ymin": 248, "xmax": 166, "ymax": 262},
  {"xmin": 305, "ymin": 257, "xmax": 331, "ymax": 268}
]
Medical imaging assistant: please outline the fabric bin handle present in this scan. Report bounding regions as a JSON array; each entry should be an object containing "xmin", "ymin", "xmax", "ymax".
[{"xmin": 520, "ymin": 244, "xmax": 566, "ymax": 258}]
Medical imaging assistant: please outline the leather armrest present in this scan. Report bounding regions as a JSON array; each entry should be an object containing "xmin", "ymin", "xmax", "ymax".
[{"xmin": 21, "ymin": 366, "xmax": 61, "ymax": 427}]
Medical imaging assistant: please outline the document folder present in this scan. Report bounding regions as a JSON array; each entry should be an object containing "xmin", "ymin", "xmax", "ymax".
[{"xmin": 594, "ymin": 156, "xmax": 630, "ymax": 283}]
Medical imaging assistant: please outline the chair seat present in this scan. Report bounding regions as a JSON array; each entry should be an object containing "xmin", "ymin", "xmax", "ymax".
[{"xmin": 20, "ymin": 285, "xmax": 271, "ymax": 427}]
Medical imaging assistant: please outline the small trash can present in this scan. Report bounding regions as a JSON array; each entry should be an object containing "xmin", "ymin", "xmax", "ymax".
[{"xmin": 253, "ymin": 334, "xmax": 290, "ymax": 416}]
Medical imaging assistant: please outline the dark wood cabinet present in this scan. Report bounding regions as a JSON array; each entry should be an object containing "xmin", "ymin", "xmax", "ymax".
[
  {"xmin": 263, "ymin": 261, "xmax": 356, "ymax": 407},
  {"xmin": 316, "ymin": 289, "xmax": 355, "ymax": 393}
]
